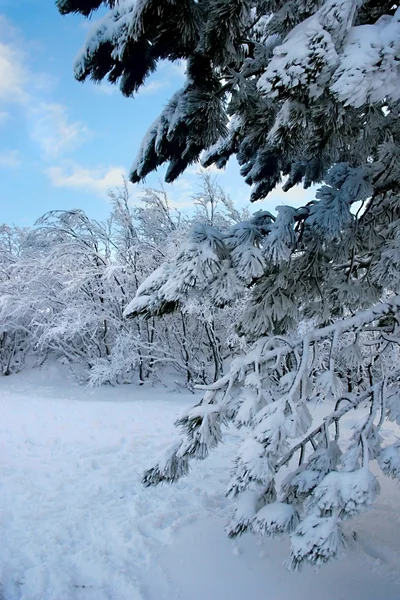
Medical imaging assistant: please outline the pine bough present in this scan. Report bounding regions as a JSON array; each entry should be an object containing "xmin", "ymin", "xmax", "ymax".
[
  {"xmin": 143, "ymin": 297, "xmax": 400, "ymax": 570},
  {"xmin": 56, "ymin": 0, "xmax": 400, "ymax": 570}
]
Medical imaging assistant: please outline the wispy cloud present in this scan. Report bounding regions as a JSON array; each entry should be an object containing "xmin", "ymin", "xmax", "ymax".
[
  {"xmin": 46, "ymin": 163, "xmax": 125, "ymax": 195},
  {"xmin": 0, "ymin": 111, "xmax": 9, "ymax": 124},
  {"xmin": 0, "ymin": 15, "xmax": 189, "ymax": 204},
  {"xmin": 160, "ymin": 60, "xmax": 186, "ymax": 79},
  {"xmin": 0, "ymin": 150, "xmax": 21, "ymax": 168},
  {"xmin": 271, "ymin": 179, "xmax": 315, "ymax": 208},
  {"xmin": 139, "ymin": 79, "xmax": 169, "ymax": 96},
  {"xmin": 162, "ymin": 178, "xmax": 198, "ymax": 208},
  {"xmin": 0, "ymin": 40, "xmax": 28, "ymax": 105},
  {"xmin": 91, "ymin": 58, "xmax": 185, "ymax": 98},
  {"xmin": 93, "ymin": 76, "xmax": 170, "ymax": 98},
  {"xmin": 137, "ymin": 61, "xmax": 186, "ymax": 96},
  {"xmin": 91, "ymin": 82, "xmax": 117, "ymax": 96},
  {"xmin": 30, "ymin": 103, "xmax": 91, "ymax": 159},
  {"xmin": 0, "ymin": 16, "xmax": 91, "ymax": 165}
]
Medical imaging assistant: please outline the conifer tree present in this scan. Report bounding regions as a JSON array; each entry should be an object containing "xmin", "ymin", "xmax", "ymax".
[{"xmin": 58, "ymin": 0, "xmax": 400, "ymax": 568}]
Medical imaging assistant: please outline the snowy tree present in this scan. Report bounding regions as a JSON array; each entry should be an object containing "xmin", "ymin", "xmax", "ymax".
[
  {"xmin": 0, "ymin": 176, "xmax": 240, "ymax": 386},
  {"xmin": 0, "ymin": 201, "xmax": 164, "ymax": 383},
  {"xmin": 122, "ymin": 173, "xmax": 249, "ymax": 384},
  {"xmin": 0, "ymin": 225, "xmax": 39, "ymax": 375},
  {"xmin": 59, "ymin": 0, "xmax": 400, "ymax": 567},
  {"xmin": 0, "ymin": 199, "xmax": 190, "ymax": 384}
]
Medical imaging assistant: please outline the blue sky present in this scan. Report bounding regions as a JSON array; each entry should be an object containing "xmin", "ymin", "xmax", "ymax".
[{"xmin": 0, "ymin": 0, "xmax": 311, "ymax": 226}]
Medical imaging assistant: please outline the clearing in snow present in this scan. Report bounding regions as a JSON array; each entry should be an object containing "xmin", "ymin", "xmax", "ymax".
[{"xmin": 1, "ymin": 366, "xmax": 399, "ymax": 600}]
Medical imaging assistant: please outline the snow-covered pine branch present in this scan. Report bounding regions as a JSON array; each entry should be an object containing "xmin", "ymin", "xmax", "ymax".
[
  {"xmin": 144, "ymin": 297, "xmax": 400, "ymax": 568},
  {"xmin": 59, "ymin": 0, "xmax": 400, "ymax": 569}
]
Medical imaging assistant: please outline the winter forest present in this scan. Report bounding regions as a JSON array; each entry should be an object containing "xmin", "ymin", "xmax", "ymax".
[
  {"xmin": 1, "ymin": 0, "xmax": 400, "ymax": 597},
  {"xmin": 0, "ymin": 173, "xmax": 247, "ymax": 387}
]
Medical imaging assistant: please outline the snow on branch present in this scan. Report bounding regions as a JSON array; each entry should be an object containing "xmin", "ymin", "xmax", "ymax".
[{"xmin": 144, "ymin": 296, "xmax": 400, "ymax": 567}]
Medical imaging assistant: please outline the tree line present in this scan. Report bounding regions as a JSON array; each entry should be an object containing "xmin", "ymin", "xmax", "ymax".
[{"xmin": 0, "ymin": 173, "xmax": 247, "ymax": 387}]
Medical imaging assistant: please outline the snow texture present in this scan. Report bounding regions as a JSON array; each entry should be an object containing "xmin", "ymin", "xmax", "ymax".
[{"xmin": 1, "ymin": 366, "xmax": 400, "ymax": 599}]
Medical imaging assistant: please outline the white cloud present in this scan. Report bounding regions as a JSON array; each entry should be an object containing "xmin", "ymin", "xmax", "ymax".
[
  {"xmin": 91, "ymin": 58, "xmax": 185, "ymax": 98},
  {"xmin": 159, "ymin": 60, "xmax": 186, "ymax": 79},
  {"xmin": 30, "ymin": 103, "xmax": 91, "ymax": 159},
  {"xmin": 139, "ymin": 79, "xmax": 169, "ymax": 96},
  {"xmin": 270, "ymin": 180, "xmax": 315, "ymax": 208},
  {"xmin": 92, "ymin": 82, "xmax": 117, "ymax": 96},
  {"xmin": 0, "ymin": 16, "xmax": 91, "ymax": 162},
  {"xmin": 0, "ymin": 40, "xmax": 28, "ymax": 105},
  {"xmin": 46, "ymin": 163, "xmax": 125, "ymax": 195},
  {"xmin": 0, "ymin": 150, "xmax": 21, "ymax": 168},
  {"xmin": 164, "ymin": 178, "xmax": 198, "ymax": 208},
  {"xmin": 0, "ymin": 16, "xmax": 55, "ymax": 101},
  {"xmin": 93, "ymin": 77, "xmax": 170, "ymax": 98}
]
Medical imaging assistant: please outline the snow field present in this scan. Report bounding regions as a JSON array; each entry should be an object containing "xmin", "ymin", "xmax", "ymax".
[{"xmin": 0, "ymin": 368, "xmax": 399, "ymax": 600}]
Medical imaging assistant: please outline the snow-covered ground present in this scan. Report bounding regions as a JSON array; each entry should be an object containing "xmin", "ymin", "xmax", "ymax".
[{"xmin": 1, "ymin": 366, "xmax": 399, "ymax": 600}]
